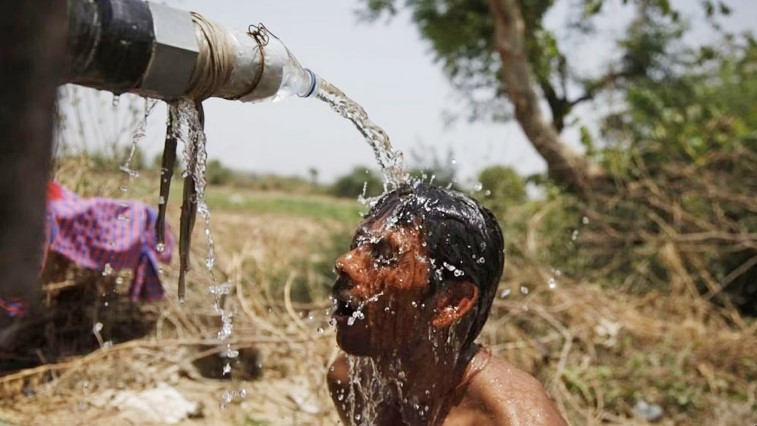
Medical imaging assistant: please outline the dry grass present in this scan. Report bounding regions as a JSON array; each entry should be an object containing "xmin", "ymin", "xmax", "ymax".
[
  {"xmin": 481, "ymin": 257, "xmax": 756, "ymax": 425},
  {"xmin": 0, "ymin": 162, "xmax": 754, "ymax": 425}
]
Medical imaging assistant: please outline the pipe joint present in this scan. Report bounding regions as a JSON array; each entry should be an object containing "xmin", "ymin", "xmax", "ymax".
[{"xmin": 138, "ymin": 3, "xmax": 199, "ymax": 99}]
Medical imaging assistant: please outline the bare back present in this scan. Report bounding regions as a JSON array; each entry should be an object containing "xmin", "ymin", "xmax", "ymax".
[{"xmin": 442, "ymin": 353, "xmax": 567, "ymax": 426}]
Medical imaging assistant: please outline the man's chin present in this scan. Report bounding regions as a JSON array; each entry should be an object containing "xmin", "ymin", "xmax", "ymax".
[{"xmin": 335, "ymin": 321, "xmax": 373, "ymax": 356}]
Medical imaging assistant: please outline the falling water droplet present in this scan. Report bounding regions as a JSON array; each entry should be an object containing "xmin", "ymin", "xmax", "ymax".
[
  {"xmin": 547, "ymin": 277, "xmax": 557, "ymax": 289},
  {"xmin": 220, "ymin": 390, "xmax": 234, "ymax": 408},
  {"xmin": 155, "ymin": 242, "xmax": 166, "ymax": 253},
  {"xmin": 317, "ymin": 327, "xmax": 324, "ymax": 334},
  {"xmin": 474, "ymin": 182, "xmax": 483, "ymax": 192},
  {"xmin": 500, "ymin": 288, "xmax": 511, "ymax": 299},
  {"xmin": 209, "ymin": 282, "xmax": 232, "ymax": 295},
  {"xmin": 102, "ymin": 263, "xmax": 114, "ymax": 276},
  {"xmin": 582, "ymin": 216, "xmax": 590, "ymax": 225},
  {"xmin": 520, "ymin": 285, "xmax": 530, "ymax": 295}
]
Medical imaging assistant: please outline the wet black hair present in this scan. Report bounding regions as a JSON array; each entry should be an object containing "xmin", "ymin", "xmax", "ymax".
[{"xmin": 362, "ymin": 181, "xmax": 505, "ymax": 349}]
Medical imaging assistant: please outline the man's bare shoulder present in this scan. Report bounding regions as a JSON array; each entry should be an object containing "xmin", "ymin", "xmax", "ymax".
[
  {"xmin": 466, "ymin": 354, "xmax": 568, "ymax": 426},
  {"xmin": 327, "ymin": 353, "xmax": 350, "ymax": 393}
]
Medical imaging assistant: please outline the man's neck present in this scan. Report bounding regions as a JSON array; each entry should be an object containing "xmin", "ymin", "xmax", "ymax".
[{"xmin": 371, "ymin": 339, "xmax": 479, "ymax": 425}]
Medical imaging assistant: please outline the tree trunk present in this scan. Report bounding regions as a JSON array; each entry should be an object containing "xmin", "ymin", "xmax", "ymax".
[
  {"xmin": 0, "ymin": 1, "xmax": 66, "ymax": 348},
  {"xmin": 488, "ymin": 0, "xmax": 602, "ymax": 199}
]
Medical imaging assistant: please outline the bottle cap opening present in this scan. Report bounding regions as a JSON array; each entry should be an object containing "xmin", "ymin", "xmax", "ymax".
[{"xmin": 300, "ymin": 68, "xmax": 317, "ymax": 98}]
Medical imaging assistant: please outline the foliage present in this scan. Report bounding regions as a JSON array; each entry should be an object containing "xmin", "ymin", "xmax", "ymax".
[
  {"xmin": 577, "ymin": 38, "xmax": 757, "ymax": 311},
  {"xmin": 356, "ymin": 0, "xmax": 721, "ymax": 127},
  {"xmin": 405, "ymin": 143, "xmax": 460, "ymax": 189},
  {"xmin": 205, "ymin": 159, "xmax": 234, "ymax": 186},
  {"xmin": 329, "ymin": 166, "xmax": 384, "ymax": 199},
  {"xmin": 476, "ymin": 165, "xmax": 526, "ymax": 219},
  {"xmin": 601, "ymin": 36, "xmax": 757, "ymax": 166}
]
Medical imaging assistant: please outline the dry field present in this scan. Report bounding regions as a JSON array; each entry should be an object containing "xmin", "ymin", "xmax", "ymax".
[{"xmin": 0, "ymin": 169, "xmax": 755, "ymax": 425}]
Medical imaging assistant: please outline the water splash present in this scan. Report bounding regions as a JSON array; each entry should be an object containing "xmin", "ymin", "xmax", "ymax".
[
  {"xmin": 547, "ymin": 277, "xmax": 557, "ymax": 289},
  {"xmin": 314, "ymin": 78, "xmax": 405, "ymax": 190},
  {"xmin": 344, "ymin": 356, "xmax": 385, "ymax": 425},
  {"xmin": 174, "ymin": 99, "xmax": 217, "ymax": 279},
  {"xmin": 120, "ymin": 98, "xmax": 157, "ymax": 179}
]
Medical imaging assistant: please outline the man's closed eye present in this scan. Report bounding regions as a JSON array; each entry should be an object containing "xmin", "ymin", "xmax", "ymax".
[{"xmin": 372, "ymin": 240, "xmax": 397, "ymax": 266}]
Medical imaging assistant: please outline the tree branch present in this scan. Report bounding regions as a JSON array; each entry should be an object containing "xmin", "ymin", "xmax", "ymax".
[
  {"xmin": 569, "ymin": 69, "xmax": 635, "ymax": 108},
  {"xmin": 538, "ymin": 77, "xmax": 570, "ymax": 133},
  {"xmin": 488, "ymin": 0, "xmax": 602, "ymax": 198}
]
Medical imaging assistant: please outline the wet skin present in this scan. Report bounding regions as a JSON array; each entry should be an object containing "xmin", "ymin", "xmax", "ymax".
[
  {"xmin": 331, "ymin": 216, "xmax": 432, "ymax": 357},
  {"xmin": 328, "ymin": 216, "xmax": 567, "ymax": 425},
  {"xmin": 328, "ymin": 349, "xmax": 568, "ymax": 426}
]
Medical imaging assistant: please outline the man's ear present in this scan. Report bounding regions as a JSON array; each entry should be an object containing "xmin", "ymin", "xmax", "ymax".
[{"xmin": 431, "ymin": 281, "xmax": 479, "ymax": 329}]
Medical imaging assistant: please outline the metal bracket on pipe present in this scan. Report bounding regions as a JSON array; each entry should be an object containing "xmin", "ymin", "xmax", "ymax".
[{"xmin": 139, "ymin": 2, "xmax": 199, "ymax": 99}]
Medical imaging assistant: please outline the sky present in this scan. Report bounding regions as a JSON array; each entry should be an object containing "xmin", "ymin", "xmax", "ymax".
[{"xmin": 61, "ymin": 0, "xmax": 756, "ymax": 186}]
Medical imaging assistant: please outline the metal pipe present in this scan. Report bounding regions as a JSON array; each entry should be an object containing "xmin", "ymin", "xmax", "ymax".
[{"xmin": 64, "ymin": 0, "xmax": 316, "ymax": 102}]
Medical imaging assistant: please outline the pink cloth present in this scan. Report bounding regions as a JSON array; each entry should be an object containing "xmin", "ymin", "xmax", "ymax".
[{"xmin": 46, "ymin": 183, "xmax": 174, "ymax": 302}]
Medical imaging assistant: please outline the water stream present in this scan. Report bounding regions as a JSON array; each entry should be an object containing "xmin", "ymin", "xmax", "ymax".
[
  {"xmin": 172, "ymin": 99, "xmax": 244, "ymax": 407},
  {"xmin": 314, "ymin": 78, "xmax": 406, "ymax": 191}
]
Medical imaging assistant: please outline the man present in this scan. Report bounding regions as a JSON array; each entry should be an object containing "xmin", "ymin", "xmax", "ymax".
[{"xmin": 327, "ymin": 182, "xmax": 567, "ymax": 425}]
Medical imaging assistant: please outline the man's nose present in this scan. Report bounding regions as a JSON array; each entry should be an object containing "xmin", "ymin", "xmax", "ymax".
[{"xmin": 335, "ymin": 248, "xmax": 363, "ymax": 280}]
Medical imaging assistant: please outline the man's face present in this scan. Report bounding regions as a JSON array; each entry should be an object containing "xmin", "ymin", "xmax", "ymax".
[{"xmin": 331, "ymin": 212, "xmax": 432, "ymax": 356}]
